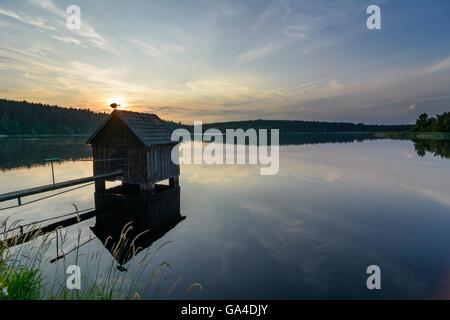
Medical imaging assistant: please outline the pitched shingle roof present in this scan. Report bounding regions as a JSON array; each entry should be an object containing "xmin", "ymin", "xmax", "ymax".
[{"xmin": 87, "ymin": 110, "xmax": 176, "ymax": 147}]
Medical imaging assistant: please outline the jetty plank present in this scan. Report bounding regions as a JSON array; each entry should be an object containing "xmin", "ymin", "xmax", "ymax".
[{"xmin": 0, "ymin": 171, "xmax": 123, "ymax": 203}]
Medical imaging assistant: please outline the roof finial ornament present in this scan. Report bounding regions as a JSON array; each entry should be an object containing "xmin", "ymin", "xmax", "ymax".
[{"xmin": 110, "ymin": 103, "xmax": 121, "ymax": 110}]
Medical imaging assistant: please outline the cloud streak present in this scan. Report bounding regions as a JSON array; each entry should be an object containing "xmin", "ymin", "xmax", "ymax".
[
  {"xmin": 0, "ymin": 0, "xmax": 449, "ymax": 123},
  {"xmin": 0, "ymin": 6, "xmax": 55, "ymax": 30},
  {"xmin": 420, "ymin": 56, "xmax": 450, "ymax": 75},
  {"xmin": 28, "ymin": 0, "xmax": 107, "ymax": 49}
]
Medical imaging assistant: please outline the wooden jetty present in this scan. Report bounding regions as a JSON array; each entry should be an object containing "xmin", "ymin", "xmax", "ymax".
[{"xmin": 0, "ymin": 171, "xmax": 123, "ymax": 205}]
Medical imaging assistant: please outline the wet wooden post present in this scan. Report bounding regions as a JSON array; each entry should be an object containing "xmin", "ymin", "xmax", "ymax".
[
  {"xmin": 95, "ymin": 180, "xmax": 106, "ymax": 193},
  {"xmin": 44, "ymin": 158, "xmax": 60, "ymax": 187},
  {"xmin": 140, "ymin": 183, "xmax": 156, "ymax": 194},
  {"xmin": 169, "ymin": 176, "xmax": 179, "ymax": 187}
]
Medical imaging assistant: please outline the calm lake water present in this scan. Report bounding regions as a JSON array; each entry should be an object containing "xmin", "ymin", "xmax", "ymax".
[{"xmin": 0, "ymin": 135, "xmax": 449, "ymax": 299}]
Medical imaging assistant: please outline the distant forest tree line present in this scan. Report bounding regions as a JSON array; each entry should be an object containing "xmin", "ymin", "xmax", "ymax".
[
  {"xmin": 0, "ymin": 98, "xmax": 414, "ymax": 136},
  {"xmin": 164, "ymin": 119, "xmax": 413, "ymax": 133},
  {"xmin": 0, "ymin": 99, "xmax": 107, "ymax": 135},
  {"xmin": 412, "ymin": 112, "xmax": 450, "ymax": 132}
]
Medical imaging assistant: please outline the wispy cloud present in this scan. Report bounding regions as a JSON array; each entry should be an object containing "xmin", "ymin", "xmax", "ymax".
[
  {"xmin": 420, "ymin": 56, "xmax": 450, "ymax": 75},
  {"xmin": 253, "ymin": 0, "xmax": 292, "ymax": 28},
  {"xmin": 130, "ymin": 39, "xmax": 186, "ymax": 61},
  {"xmin": 237, "ymin": 1, "xmax": 334, "ymax": 63},
  {"xmin": 206, "ymin": 0, "xmax": 242, "ymax": 18},
  {"xmin": 0, "ymin": 6, "xmax": 55, "ymax": 30},
  {"xmin": 51, "ymin": 35, "xmax": 81, "ymax": 46},
  {"xmin": 28, "ymin": 0, "xmax": 107, "ymax": 50},
  {"xmin": 238, "ymin": 42, "xmax": 283, "ymax": 63},
  {"xmin": 0, "ymin": 0, "xmax": 449, "ymax": 123},
  {"xmin": 281, "ymin": 24, "xmax": 308, "ymax": 39}
]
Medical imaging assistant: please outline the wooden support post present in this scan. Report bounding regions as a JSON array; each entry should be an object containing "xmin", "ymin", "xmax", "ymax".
[
  {"xmin": 140, "ymin": 183, "xmax": 155, "ymax": 194},
  {"xmin": 95, "ymin": 180, "xmax": 106, "ymax": 193},
  {"xmin": 169, "ymin": 176, "xmax": 179, "ymax": 187},
  {"xmin": 51, "ymin": 162, "xmax": 56, "ymax": 186}
]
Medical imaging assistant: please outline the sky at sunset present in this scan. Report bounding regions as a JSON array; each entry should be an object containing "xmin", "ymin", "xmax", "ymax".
[{"xmin": 0, "ymin": 0, "xmax": 450, "ymax": 123}]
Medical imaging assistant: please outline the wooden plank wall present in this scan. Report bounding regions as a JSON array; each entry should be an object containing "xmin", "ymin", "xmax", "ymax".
[
  {"xmin": 92, "ymin": 145, "xmax": 128, "ymax": 180},
  {"xmin": 90, "ymin": 115, "xmax": 179, "ymax": 186},
  {"xmin": 147, "ymin": 144, "xmax": 180, "ymax": 184},
  {"xmin": 91, "ymin": 116, "xmax": 144, "ymax": 184}
]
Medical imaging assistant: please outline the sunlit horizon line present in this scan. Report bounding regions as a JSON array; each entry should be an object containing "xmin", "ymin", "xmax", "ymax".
[
  {"xmin": 0, "ymin": 95, "xmax": 419, "ymax": 125},
  {"xmin": 107, "ymin": 97, "xmax": 128, "ymax": 110}
]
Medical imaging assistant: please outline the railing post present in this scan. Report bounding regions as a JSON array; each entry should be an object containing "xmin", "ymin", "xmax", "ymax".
[
  {"xmin": 55, "ymin": 229, "xmax": 59, "ymax": 258},
  {"xmin": 44, "ymin": 158, "xmax": 60, "ymax": 187},
  {"xmin": 51, "ymin": 162, "xmax": 55, "ymax": 187}
]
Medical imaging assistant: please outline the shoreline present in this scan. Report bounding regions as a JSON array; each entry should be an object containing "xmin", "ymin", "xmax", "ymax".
[{"xmin": 375, "ymin": 132, "xmax": 450, "ymax": 140}]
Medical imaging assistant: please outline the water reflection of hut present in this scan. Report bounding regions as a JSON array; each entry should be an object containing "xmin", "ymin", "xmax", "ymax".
[
  {"xmin": 86, "ymin": 110, "xmax": 180, "ymax": 193},
  {"xmin": 90, "ymin": 185, "xmax": 184, "ymax": 270}
]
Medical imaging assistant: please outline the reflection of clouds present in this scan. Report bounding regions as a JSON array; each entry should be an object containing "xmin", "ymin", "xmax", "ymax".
[
  {"xmin": 433, "ymin": 270, "xmax": 450, "ymax": 299},
  {"xmin": 183, "ymin": 141, "xmax": 450, "ymax": 213},
  {"xmin": 237, "ymin": 197, "xmax": 430, "ymax": 298},
  {"xmin": 282, "ymin": 164, "xmax": 341, "ymax": 183},
  {"xmin": 1, "ymin": 139, "xmax": 449, "ymax": 298},
  {"xmin": 326, "ymin": 171, "xmax": 341, "ymax": 183},
  {"xmin": 182, "ymin": 164, "xmax": 256, "ymax": 185},
  {"xmin": 0, "ymin": 161, "xmax": 95, "ymax": 225},
  {"xmin": 0, "ymin": 161, "xmax": 93, "ymax": 193},
  {"xmin": 278, "ymin": 153, "xmax": 344, "ymax": 184},
  {"xmin": 211, "ymin": 142, "xmax": 448, "ymax": 297},
  {"xmin": 412, "ymin": 188, "xmax": 450, "ymax": 209},
  {"xmin": 281, "ymin": 219, "xmax": 305, "ymax": 235},
  {"xmin": 239, "ymin": 200, "xmax": 289, "ymax": 220},
  {"xmin": 280, "ymin": 144, "xmax": 450, "ymax": 208},
  {"xmin": 179, "ymin": 141, "xmax": 269, "ymax": 184}
]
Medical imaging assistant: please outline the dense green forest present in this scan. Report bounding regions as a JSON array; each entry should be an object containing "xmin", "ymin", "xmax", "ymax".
[
  {"xmin": 412, "ymin": 112, "xmax": 450, "ymax": 132},
  {"xmin": 0, "ymin": 99, "xmax": 107, "ymax": 135},
  {"xmin": 0, "ymin": 98, "xmax": 413, "ymax": 136}
]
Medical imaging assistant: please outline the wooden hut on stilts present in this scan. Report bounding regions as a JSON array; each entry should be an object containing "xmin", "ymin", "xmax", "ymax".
[{"xmin": 86, "ymin": 110, "xmax": 179, "ymax": 194}]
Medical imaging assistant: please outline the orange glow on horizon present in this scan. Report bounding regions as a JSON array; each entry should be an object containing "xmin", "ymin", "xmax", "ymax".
[{"xmin": 107, "ymin": 97, "xmax": 128, "ymax": 110}]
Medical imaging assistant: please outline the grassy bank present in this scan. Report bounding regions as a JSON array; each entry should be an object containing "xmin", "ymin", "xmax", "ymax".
[{"xmin": 0, "ymin": 216, "xmax": 197, "ymax": 300}]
